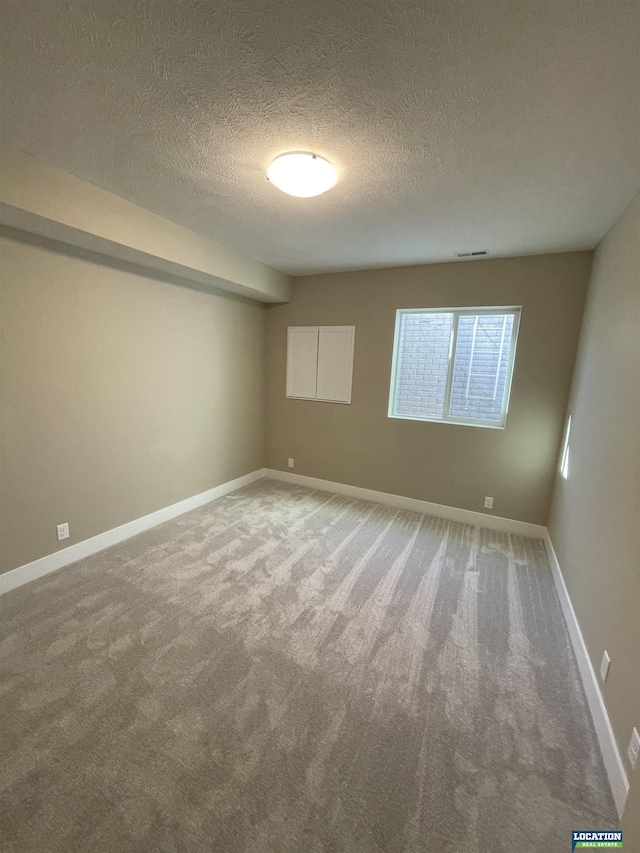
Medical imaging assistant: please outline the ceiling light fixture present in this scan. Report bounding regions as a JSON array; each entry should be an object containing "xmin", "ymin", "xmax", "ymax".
[{"xmin": 266, "ymin": 152, "xmax": 337, "ymax": 198}]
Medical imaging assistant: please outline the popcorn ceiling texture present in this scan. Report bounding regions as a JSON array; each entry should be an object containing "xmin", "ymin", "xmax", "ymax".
[{"xmin": 0, "ymin": 0, "xmax": 638, "ymax": 275}]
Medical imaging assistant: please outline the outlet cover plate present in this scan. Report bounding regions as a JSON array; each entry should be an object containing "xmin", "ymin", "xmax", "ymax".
[
  {"xmin": 56, "ymin": 522, "xmax": 69, "ymax": 541},
  {"xmin": 288, "ymin": 458, "xmax": 294, "ymax": 468},
  {"xmin": 484, "ymin": 496, "xmax": 493, "ymax": 509}
]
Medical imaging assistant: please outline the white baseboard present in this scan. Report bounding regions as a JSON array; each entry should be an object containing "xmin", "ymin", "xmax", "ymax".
[
  {"xmin": 0, "ymin": 468, "xmax": 266, "ymax": 596},
  {"xmin": 264, "ymin": 469, "xmax": 546, "ymax": 538},
  {"xmin": 543, "ymin": 532, "xmax": 629, "ymax": 818}
]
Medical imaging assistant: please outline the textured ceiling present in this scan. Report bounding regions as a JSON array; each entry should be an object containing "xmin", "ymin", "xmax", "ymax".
[{"xmin": 1, "ymin": 0, "xmax": 638, "ymax": 276}]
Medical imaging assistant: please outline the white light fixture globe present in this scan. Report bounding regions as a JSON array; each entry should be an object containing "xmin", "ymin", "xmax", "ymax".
[{"xmin": 267, "ymin": 152, "xmax": 337, "ymax": 198}]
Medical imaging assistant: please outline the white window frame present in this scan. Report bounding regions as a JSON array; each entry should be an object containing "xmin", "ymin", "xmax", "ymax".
[{"xmin": 388, "ymin": 306, "xmax": 521, "ymax": 429}]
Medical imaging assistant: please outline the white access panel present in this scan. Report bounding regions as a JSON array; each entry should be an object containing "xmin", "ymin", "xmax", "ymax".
[
  {"xmin": 316, "ymin": 326, "xmax": 355, "ymax": 403},
  {"xmin": 286, "ymin": 327, "xmax": 319, "ymax": 399}
]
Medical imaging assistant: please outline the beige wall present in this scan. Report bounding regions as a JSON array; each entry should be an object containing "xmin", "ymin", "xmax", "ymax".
[
  {"xmin": 266, "ymin": 252, "xmax": 592, "ymax": 525},
  {"xmin": 0, "ymin": 228, "xmax": 266, "ymax": 574},
  {"xmin": 548, "ymin": 195, "xmax": 640, "ymax": 841}
]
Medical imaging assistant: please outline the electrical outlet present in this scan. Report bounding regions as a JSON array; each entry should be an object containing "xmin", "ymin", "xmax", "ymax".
[
  {"xmin": 600, "ymin": 650, "xmax": 611, "ymax": 683},
  {"xmin": 288, "ymin": 458, "xmax": 294, "ymax": 468},
  {"xmin": 628, "ymin": 728, "xmax": 640, "ymax": 770},
  {"xmin": 56, "ymin": 522, "xmax": 69, "ymax": 541},
  {"xmin": 484, "ymin": 496, "xmax": 493, "ymax": 510}
]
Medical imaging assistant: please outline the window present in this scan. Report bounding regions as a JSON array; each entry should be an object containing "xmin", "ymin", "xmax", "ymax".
[
  {"xmin": 388, "ymin": 307, "xmax": 521, "ymax": 428},
  {"xmin": 560, "ymin": 415, "xmax": 571, "ymax": 479}
]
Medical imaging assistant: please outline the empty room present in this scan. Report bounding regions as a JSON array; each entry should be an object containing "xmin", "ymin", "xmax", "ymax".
[{"xmin": 0, "ymin": 2, "xmax": 638, "ymax": 851}]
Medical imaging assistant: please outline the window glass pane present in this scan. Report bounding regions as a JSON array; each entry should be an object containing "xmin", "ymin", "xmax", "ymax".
[
  {"xmin": 394, "ymin": 312, "xmax": 453, "ymax": 419},
  {"xmin": 448, "ymin": 313, "xmax": 515, "ymax": 422}
]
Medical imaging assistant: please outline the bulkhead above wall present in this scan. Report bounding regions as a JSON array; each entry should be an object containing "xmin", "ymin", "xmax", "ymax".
[{"xmin": 0, "ymin": 146, "xmax": 292, "ymax": 304}]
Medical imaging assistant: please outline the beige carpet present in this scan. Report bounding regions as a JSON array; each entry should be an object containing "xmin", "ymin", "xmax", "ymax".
[{"xmin": 0, "ymin": 479, "xmax": 616, "ymax": 852}]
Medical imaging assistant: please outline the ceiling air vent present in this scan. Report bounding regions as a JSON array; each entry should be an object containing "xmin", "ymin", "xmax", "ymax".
[{"xmin": 455, "ymin": 251, "xmax": 487, "ymax": 258}]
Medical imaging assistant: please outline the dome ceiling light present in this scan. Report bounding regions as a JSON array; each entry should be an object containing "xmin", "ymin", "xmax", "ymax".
[{"xmin": 266, "ymin": 152, "xmax": 337, "ymax": 198}]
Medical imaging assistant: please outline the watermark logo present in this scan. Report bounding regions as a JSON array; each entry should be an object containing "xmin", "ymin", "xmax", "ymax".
[{"xmin": 572, "ymin": 831, "xmax": 623, "ymax": 850}]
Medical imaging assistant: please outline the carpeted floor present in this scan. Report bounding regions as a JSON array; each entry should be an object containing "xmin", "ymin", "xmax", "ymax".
[{"xmin": 0, "ymin": 479, "xmax": 616, "ymax": 852}]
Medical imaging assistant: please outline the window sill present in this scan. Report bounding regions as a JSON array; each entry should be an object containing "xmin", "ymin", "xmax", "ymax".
[{"xmin": 388, "ymin": 413, "xmax": 506, "ymax": 430}]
